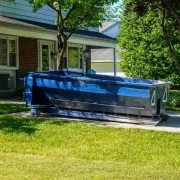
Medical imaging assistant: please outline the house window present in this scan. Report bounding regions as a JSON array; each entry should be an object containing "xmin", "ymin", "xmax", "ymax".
[
  {"xmin": 9, "ymin": 40, "xmax": 17, "ymax": 67},
  {"xmin": 0, "ymin": 36, "xmax": 18, "ymax": 68},
  {"xmin": 0, "ymin": 39, "xmax": 7, "ymax": 66},
  {"xmin": 63, "ymin": 44, "xmax": 83, "ymax": 71},
  {"xmin": 68, "ymin": 47, "xmax": 78, "ymax": 69}
]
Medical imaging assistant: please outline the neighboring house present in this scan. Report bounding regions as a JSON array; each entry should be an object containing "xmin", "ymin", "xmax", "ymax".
[
  {"xmin": 91, "ymin": 21, "xmax": 125, "ymax": 76},
  {"xmin": 99, "ymin": 21, "xmax": 120, "ymax": 38},
  {"xmin": 0, "ymin": 0, "xmax": 117, "ymax": 97}
]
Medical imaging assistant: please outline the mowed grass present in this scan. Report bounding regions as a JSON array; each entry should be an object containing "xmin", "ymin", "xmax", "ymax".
[
  {"xmin": 166, "ymin": 105, "xmax": 180, "ymax": 111},
  {"xmin": 0, "ymin": 103, "xmax": 179, "ymax": 179},
  {"xmin": 0, "ymin": 102, "xmax": 28, "ymax": 114}
]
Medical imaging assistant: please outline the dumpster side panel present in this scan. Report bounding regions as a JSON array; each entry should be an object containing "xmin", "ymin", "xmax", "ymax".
[
  {"xmin": 24, "ymin": 71, "xmax": 171, "ymax": 119},
  {"xmin": 33, "ymin": 87, "xmax": 127, "ymax": 114},
  {"xmin": 150, "ymin": 85, "xmax": 170, "ymax": 115},
  {"xmin": 30, "ymin": 75, "xmax": 152, "ymax": 116},
  {"xmin": 125, "ymin": 97, "xmax": 152, "ymax": 116},
  {"xmin": 120, "ymin": 87, "xmax": 152, "ymax": 116}
]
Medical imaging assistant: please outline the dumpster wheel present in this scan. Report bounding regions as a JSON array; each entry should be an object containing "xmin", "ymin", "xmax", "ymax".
[
  {"xmin": 160, "ymin": 114, "xmax": 169, "ymax": 122},
  {"xmin": 30, "ymin": 109, "xmax": 41, "ymax": 117}
]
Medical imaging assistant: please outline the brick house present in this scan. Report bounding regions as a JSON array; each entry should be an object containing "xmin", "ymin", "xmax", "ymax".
[{"xmin": 0, "ymin": 0, "xmax": 117, "ymax": 97}]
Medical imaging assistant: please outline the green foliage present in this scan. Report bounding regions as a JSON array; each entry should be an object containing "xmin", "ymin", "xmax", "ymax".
[
  {"xmin": 29, "ymin": 0, "xmax": 119, "ymax": 31},
  {"xmin": 29, "ymin": 0, "xmax": 119, "ymax": 69},
  {"xmin": 68, "ymin": 47, "xmax": 78, "ymax": 68},
  {"xmin": 42, "ymin": 48, "xmax": 49, "ymax": 71},
  {"xmin": 167, "ymin": 90, "xmax": 180, "ymax": 108},
  {"xmin": 104, "ymin": 2, "xmax": 122, "ymax": 21},
  {"xmin": 124, "ymin": 0, "xmax": 180, "ymax": 25},
  {"xmin": 118, "ymin": 5, "xmax": 180, "ymax": 88}
]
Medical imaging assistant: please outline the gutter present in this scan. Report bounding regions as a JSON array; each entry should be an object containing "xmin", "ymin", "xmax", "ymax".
[{"xmin": 0, "ymin": 21, "xmax": 118, "ymax": 43}]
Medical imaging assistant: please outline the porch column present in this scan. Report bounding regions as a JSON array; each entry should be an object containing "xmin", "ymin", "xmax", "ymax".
[
  {"xmin": 82, "ymin": 44, "xmax": 86, "ymax": 73},
  {"xmin": 113, "ymin": 48, "xmax": 117, "ymax": 76}
]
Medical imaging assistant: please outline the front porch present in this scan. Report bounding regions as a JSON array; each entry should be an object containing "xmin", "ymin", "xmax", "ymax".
[{"xmin": 0, "ymin": 16, "xmax": 117, "ymax": 97}]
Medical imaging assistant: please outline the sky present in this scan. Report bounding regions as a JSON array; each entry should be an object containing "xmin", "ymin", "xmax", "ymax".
[{"xmin": 110, "ymin": 0, "xmax": 123, "ymax": 20}]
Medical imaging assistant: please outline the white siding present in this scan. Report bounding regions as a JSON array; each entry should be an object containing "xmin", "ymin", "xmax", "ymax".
[
  {"xmin": 91, "ymin": 62, "xmax": 125, "ymax": 77},
  {"xmin": 91, "ymin": 47, "xmax": 121, "ymax": 62},
  {"xmin": 91, "ymin": 48, "xmax": 114, "ymax": 62},
  {"xmin": 0, "ymin": 0, "xmax": 57, "ymax": 24}
]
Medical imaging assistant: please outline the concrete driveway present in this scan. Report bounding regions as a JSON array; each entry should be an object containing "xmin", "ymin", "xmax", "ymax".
[
  {"xmin": 53, "ymin": 110, "xmax": 180, "ymax": 132},
  {"xmin": 12, "ymin": 110, "xmax": 180, "ymax": 133},
  {"xmin": 1, "ymin": 99, "xmax": 179, "ymax": 132}
]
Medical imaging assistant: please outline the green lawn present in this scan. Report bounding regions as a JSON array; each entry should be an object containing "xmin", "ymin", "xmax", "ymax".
[
  {"xmin": 0, "ymin": 102, "xmax": 179, "ymax": 179},
  {"xmin": 166, "ymin": 106, "xmax": 180, "ymax": 111},
  {"xmin": 0, "ymin": 102, "xmax": 28, "ymax": 115}
]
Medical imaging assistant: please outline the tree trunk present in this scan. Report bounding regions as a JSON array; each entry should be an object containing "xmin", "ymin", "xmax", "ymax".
[
  {"xmin": 162, "ymin": 10, "xmax": 180, "ymax": 72},
  {"xmin": 56, "ymin": 33, "xmax": 68, "ymax": 70},
  {"xmin": 57, "ymin": 40, "xmax": 67, "ymax": 70}
]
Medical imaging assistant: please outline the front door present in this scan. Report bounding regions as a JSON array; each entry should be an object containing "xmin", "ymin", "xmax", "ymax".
[{"xmin": 39, "ymin": 41, "xmax": 56, "ymax": 71}]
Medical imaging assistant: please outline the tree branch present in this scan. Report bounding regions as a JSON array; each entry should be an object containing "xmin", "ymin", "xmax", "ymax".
[
  {"xmin": 83, "ymin": 0, "xmax": 99, "ymax": 19},
  {"xmin": 75, "ymin": 0, "xmax": 100, "ymax": 30},
  {"xmin": 47, "ymin": 2, "xmax": 64, "ymax": 24},
  {"xmin": 67, "ymin": 32, "xmax": 73, "ymax": 40},
  {"xmin": 64, "ymin": 3, "xmax": 77, "ymax": 22},
  {"xmin": 47, "ymin": 2, "xmax": 60, "ymax": 14},
  {"xmin": 164, "ymin": 1, "xmax": 180, "ymax": 26},
  {"xmin": 162, "ymin": 10, "xmax": 180, "ymax": 72},
  {"xmin": 57, "ymin": 24, "xmax": 66, "ymax": 39}
]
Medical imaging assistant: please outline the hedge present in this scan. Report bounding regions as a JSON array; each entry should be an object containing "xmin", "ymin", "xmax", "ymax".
[{"xmin": 167, "ymin": 90, "xmax": 180, "ymax": 108}]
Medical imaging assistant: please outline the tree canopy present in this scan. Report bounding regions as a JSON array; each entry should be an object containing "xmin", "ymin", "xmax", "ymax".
[
  {"xmin": 124, "ymin": 0, "xmax": 180, "ymax": 71},
  {"xmin": 104, "ymin": 2, "xmax": 122, "ymax": 21},
  {"xmin": 1, "ymin": 0, "xmax": 119, "ymax": 69},
  {"xmin": 29, "ymin": 0, "xmax": 119, "ymax": 69},
  {"xmin": 118, "ymin": 1, "xmax": 180, "ymax": 88},
  {"xmin": 125, "ymin": 0, "xmax": 180, "ymax": 25}
]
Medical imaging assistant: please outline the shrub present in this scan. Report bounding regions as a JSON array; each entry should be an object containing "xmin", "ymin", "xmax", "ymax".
[
  {"xmin": 118, "ymin": 2, "xmax": 180, "ymax": 89},
  {"xmin": 167, "ymin": 90, "xmax": 180, "ymax": 107}
]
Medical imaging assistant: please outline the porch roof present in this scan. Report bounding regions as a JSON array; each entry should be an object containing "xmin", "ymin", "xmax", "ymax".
[{"xmin": 0, "ymin": 16, "xmax": 117, "ymax": 42}]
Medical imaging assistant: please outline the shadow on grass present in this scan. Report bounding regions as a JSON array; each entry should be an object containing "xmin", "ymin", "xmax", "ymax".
[
  {"xmin": 0, "ymin": 115, "xmax": 69, "ymax": 135},
  {"xmin": 0, "ymin": 103, "xmax": 28, "ymax": 115}
]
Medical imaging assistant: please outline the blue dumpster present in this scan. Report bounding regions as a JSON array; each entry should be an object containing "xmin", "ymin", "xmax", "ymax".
[{"xmin": 24, "ymin": 71, "xmax": 171, "ymax": 125}]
